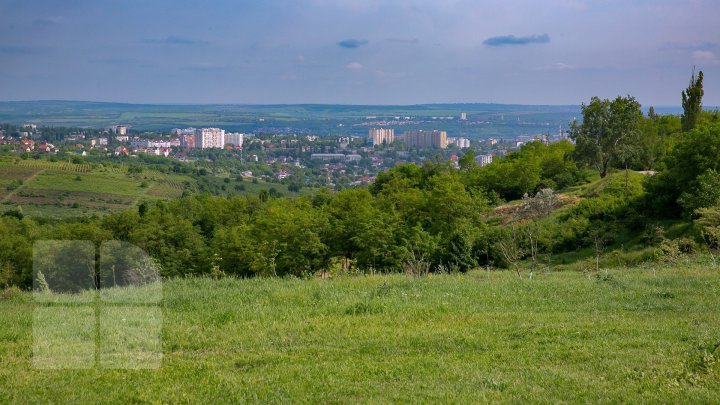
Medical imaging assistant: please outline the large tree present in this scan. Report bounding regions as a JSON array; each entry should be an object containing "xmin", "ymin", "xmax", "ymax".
[
  {"xmin": 571, "ymin": 95, "xmax": 643, "ymax": 178},
  {"xmin": 681, "ymin": 69, "xmax": 704, "ymax": 132}
]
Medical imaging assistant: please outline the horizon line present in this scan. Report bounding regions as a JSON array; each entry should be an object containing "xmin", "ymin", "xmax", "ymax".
[{"xmin": 0, "ymin": 99, "xmax": 702, "ymax": 109}]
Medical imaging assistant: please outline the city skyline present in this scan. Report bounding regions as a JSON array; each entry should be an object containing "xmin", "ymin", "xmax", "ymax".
[{"xmin": 1, "ymin": 0, "xmax": 719, "ymax": 106}]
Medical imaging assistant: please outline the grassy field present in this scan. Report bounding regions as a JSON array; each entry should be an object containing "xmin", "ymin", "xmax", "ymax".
[{"xmin": 1, "ymin": 261, "xmax": 719, "ymax": 403}]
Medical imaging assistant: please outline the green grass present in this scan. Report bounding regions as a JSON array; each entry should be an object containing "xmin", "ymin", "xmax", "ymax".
[
  {"xmin": 2, "ymin": 263, "xmax": 719, "ymax": 402},
  {"xmin": 26, "ymin": 170, "xmax": 145, "ymax": 196}
]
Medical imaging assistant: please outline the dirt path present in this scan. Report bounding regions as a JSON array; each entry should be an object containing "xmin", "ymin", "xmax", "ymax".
[{"xmin": 1, "ymin": 169, "xmax": 45, "ymax": 203}]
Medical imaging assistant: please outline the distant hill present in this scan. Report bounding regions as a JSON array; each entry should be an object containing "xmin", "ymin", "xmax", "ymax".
[{"xmin": 0, "ymin": 100, "xmax": 703, "ymax": 137}]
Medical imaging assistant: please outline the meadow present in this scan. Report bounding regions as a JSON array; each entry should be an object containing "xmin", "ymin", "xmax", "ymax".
[{"xmin": 1, "ymin": 261, "xmax": 719, "ymax": 403}]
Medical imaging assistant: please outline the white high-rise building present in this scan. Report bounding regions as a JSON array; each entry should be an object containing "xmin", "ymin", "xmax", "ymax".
[
  {"xmin": 448, "ymin": 137, "xmax": 470, "ymax": 148},
  {"xmin": 368, "ymin": 128, "xmax": 394, "ymax": 146},
  {"xmin": 195, "ymin": 128, "xmax": 225, "ymax": 149},
  {"xmin": 475, "ymin": 154, "xmax": 494, "ymax": 167},
  {"xmin": 225, "ymin": 132, "xmax": 244, "ymax": 147}
]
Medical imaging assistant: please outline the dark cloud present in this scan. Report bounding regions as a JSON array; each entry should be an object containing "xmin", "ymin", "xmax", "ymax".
[
  {"xmin": 143, "ymin": 36, "xmax": 208, "ymax": 45},
  {"xmin": 483, "ymin": 34, "xmax": 550, "ymax": 47},
  {"xmin": 337, "ymin": 39, "xmax": 368, "ymax": 49}
]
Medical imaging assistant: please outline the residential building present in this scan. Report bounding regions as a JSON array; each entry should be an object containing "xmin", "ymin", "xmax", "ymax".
[
  {"xmin": 448, "ymin": 137, "xmax": 470, "ymax": 148},
  {"xmin": 368, "ymin": 128, "xmax": 394, "ymax": 146},
  {"xmin": 402, "ymin": 130, "xmax": 447, "ymax": 149},
  {"xmin": 310, "ymin": 153, "xmax": 347, "ymax": 161},
  {"xmin": 172, "ymin": 128, "xmax": 197, "ymax": 136},
  {"xmin": 19, "ymin": 139, "xmax": 35, "ymax": 152},
  {"xmin": 37, "ymin": 143, "xmax": 57, "ymax": 153},
  {"xmin": 194, "ymin": 128, "xmax": 225, "ymax": 149},
  {"xmin": 114, "ymin": 146, "xmax": 129, "ymax": 156},
  {"xmin": 225, "ymin": 132, "xmax": 244, "ymax": 147},
  {"xmin": 180, "ymin": 135, "xmax": 195, "ymax": 149},
  {"xmin": 475, "ymin": 154, "xmax": 494, "ymax": 167},
  {"xmin": 131, "ymin": 139, "xmax": 180, "ymax": 148}
]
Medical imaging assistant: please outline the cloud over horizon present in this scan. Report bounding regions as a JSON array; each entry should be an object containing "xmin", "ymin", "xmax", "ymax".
[{"xmin": 483, "ymin": 34, "xmax": 550, "ymax": 47}]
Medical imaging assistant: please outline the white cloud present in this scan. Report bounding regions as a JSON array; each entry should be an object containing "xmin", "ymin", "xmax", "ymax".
[
  {"xmin": 692, "ymin": 50, "xmax": 720, "ymax": 64},
  {"xmin": 537, "ymin": 62, "xmax": 578, "ymax": 71},
  {"xmin": 345, "ymin": 62, "xmax": 363, "ymax": 71},
  {"xmin": 551, "ymin": 62, "xmax": 577, "ymax": 71}
]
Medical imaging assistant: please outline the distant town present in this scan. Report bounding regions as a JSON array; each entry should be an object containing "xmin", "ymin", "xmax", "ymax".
[{"xmin": 1, "ymin": 114, "xmax": 570, "ymax": 189}]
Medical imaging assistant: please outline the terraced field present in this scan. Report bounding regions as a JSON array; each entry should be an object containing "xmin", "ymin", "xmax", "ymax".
[
  {"xmin": 0, "ymin": 160, "xmax": 160, "ymax": 217},
  {"xmin": 0, "ymin": 165, "xmax": 44, "ymax": 201},
  {"xmin": 15, "ymin": 159, "xmax": 92, "ymax": 173}
]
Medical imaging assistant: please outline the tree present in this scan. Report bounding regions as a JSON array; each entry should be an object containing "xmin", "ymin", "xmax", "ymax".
[
  {"xmin": 520, "ymin": 188, "xmax": 557, "ymax": 278},
  {"xmin": 648, "ymin": 106, "xmax": 657, "ymax": 122},
  {"xmin": 458, "ymin": 149, "xmax": 477, "ymax": 171},
  {"xmin": 571, "ymin": 96, "xmax": 643, "ymax": 178},
  {"xmin": 646, "ymin": 123, "xmax": 720, "ymax": 217},
  {"xmin": 681, "ymin": 69, "xmax": 704, "ymax": 132},
  {"xmin": 678, "ymin": 169, "xmax": 720, "ymax": 215},
  {"xmin": 496, "ymin": 225, "xmax": 523, "ymax": 278}
]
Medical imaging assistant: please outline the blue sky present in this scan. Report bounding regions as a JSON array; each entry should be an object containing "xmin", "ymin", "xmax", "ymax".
[{"xmin": 0, "ymin": 0, "xmax": 718, "ymax": 105}]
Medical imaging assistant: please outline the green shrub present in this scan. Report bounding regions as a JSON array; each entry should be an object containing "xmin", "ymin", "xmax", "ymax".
[
  {"xmin": 0, "ymin": 286, "xmax": 22, "ymax": 300},
  {"xmin": 655, "ymin": 239, "xmax": 682, "ymax": 264},
  {"xmin": 676, "ymin": 237, "xmax": 697, "ymax": 254}
]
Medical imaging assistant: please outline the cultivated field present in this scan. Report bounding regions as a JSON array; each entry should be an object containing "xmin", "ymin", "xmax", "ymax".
[
  {"xmin": 0, "ymin": 161, "xmax": 150, "ymax": 217},
  {"xmin": 1, "ymin": 262, "xmax": 719, "ymax": 402},
  {"xmin": 1, "ymin": 159, "xmax": 315, "ymax": 218},
  {"xmin": 0, "ymin": 160, "xmax": 191, "ymax": 217}
]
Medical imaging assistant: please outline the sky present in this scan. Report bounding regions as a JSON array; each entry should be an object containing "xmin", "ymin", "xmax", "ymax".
[{"xmin": 0, "ymin": 0, "xmax": 719, "ymax": 106}]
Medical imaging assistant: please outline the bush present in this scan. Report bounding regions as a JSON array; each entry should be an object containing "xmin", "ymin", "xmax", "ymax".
[
  {"xmin": 655, "ymin": 239, "xmax": 682, "ymax": 264},
  {"xmin": 676, "ymin": 237, "xmax": 697, "ymax": 254},
  {"xmin": 1, "ymin": 286, "xmax": 22, "ymax": 300}
]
